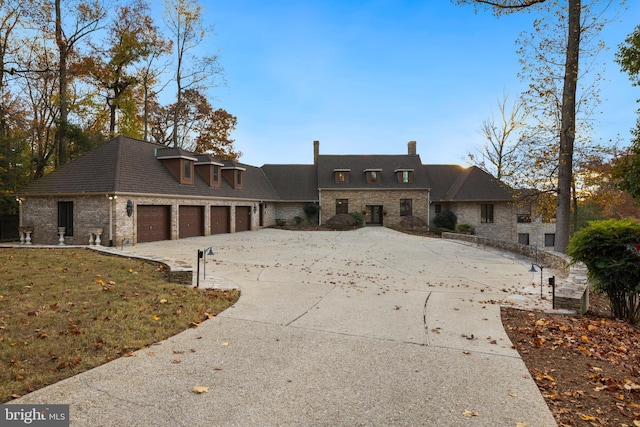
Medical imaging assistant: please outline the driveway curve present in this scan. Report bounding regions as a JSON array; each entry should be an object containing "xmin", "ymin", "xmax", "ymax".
[{"xmin": 13, "ymin": 227, "xmax": 557, "ymax": 426}]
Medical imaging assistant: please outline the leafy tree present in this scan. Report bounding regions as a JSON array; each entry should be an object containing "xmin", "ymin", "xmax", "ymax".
[
  {"xmin": 52, "ymin": 0, "xmax": 107, "ymax": 166},
  {"xmin": 568, "ymin": 218, "xmax": 640, "ymax": 324},
  {"xmin": 81, "ymin": 0, "xmax": 162, "ymax": 137},
  {"xmin": 150, "ymin": 88, "xmax": 239, "ymax": 159},
  {"xmin": 18, "ymin": 40, "xmax": 59, "ymax": 179},
  {"xmin": 615, "ymin": 25, "xmax": 640, "ymax": 198},
  {"xmin": 456, "ymin": 0, "xmax": 619, "ymax": 252}
]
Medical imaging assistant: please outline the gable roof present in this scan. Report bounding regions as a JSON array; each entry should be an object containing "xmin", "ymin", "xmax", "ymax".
[
  {"xmin": 17, "ymin": 136, "xmax": 281, "ymax": 201},
  {"xmin": 424, "ymin": 164, "xmax": 513, "ymax": 202}
]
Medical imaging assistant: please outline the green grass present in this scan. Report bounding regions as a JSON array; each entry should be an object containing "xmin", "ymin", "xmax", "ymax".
[{"xmin": 0, "ymin": 248, "xmax": 239, "ymax": 402}]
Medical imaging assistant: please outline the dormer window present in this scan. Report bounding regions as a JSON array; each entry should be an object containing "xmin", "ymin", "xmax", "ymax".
[
  {"xmin": 156, "ymin": 147, "xmax": 197, "ymax": 185},
  {"xmin": 365, "ymin": 169, "xmax": 382, "ymax": 184},
  {"xmin": 395, "ymin": 169, "xmax": 413, "ymax": 184},
  {"xmin": 334, "ymin": 169, "xmax": 350, "ymax": 184},
  {"xmin": 222, "ymin": 166, "xmax": 246, "ymax": 189},
  {"xmin": 183, "ymin": 159, "xmax": 192, "ymax": 180},
  {"xmin": 195, "ymin": 157, "xmax": 223, "ymax": 187}
]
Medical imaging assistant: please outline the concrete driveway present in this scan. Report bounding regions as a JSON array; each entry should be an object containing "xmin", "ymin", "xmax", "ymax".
[{"xmin": 12, "ymin": 227, "xmax": 557, "ymax": 426}]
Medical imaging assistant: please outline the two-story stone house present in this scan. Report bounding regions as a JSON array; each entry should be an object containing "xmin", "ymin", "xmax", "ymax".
[{"xmin": 15, "ymin": 135, "xmax": 553, "ymax": 248}]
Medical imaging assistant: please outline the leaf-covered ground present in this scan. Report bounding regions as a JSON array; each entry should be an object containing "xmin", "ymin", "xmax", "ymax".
[
  {"xmin": 0, "ymin": 248, "xmax": 239, "ymax": 403},
  {"xmin": 502, "ymin": 294, "xmax": 640, "ymax": 426}
]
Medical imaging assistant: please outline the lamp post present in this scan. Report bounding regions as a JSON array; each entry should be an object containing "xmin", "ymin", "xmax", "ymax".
[
  {"xmin": 203, "ymin": 246, "xmax": 214, "ymax": 280},
  {"xmin": 196, "ymin": 250, "xmax": 203, "ymax": 288},
  {"xmin": 529, "ymin": 263, "xmax": 544, "ymax": 297}
]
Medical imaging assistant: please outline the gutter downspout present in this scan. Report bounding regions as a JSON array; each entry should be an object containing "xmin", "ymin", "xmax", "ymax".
[
  {"xmin": 427, "ymin": 190, "xmax": 430, "ymax": 231},
  {"xmin": 108, "ymin": 195, "xmax": 116, "ymax": 246},
  {"xmin": 318, "ymin": 189, "xmax": 322, "ymax": 225}
]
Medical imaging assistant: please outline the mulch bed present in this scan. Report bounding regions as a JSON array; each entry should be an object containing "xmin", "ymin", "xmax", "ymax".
[{"xmin": 501, "ymin": 293, "xmax": 640, "ymax": 426}]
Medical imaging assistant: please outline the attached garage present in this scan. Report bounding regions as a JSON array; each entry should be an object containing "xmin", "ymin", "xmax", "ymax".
[
  {"xmin": 235, "ymin": 206, "xmax": 251, "ymax": 232},
  {"xmin": 179, "ymin": 205, "xmax": 204, "ymax": 238},
  {"xmin": 137, "ymin": 205, "xmax": 171, "ymax": 243},
  {"xmin": 211, "ymin": 206, "xmax": 230, "ymax": 234}
]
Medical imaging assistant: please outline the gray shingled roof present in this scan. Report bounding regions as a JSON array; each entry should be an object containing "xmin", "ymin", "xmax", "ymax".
[
  {"xmin": 261, "ymin": 164, "xmax": 318, "ymax": 201},
  {"xmin": 424, "ymin": 164, "xmax": 513, "ymax": 202},
  {"xmin": 18, "ymin": 136, "xmax": 281, "ymax": 201},
  {"xmin": 317, "ymin": 154, "xmax": 428, "ymax": 189},
  {"xmin": 17, "ymin": 136, "xmax": 512, "ymax": 204}
]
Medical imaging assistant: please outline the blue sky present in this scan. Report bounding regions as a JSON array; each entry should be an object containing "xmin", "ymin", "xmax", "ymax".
[{"xmin": 199, "ymin": 1, "xmax": 639, "ymax": 166}]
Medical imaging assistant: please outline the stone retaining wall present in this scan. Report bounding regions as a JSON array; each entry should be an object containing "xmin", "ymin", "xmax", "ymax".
[
  {"xmin": 442, "ymin": 232, "xmax": 590, "ymax": 314},
  {"xmin": 89, "ymin": 247, "xmax": 193, "ymax": 285}
]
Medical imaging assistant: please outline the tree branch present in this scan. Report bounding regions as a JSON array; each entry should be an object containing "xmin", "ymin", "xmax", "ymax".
[{"xmin": 474, "ymin": 0, "xmax": 546, "ymax": 10}]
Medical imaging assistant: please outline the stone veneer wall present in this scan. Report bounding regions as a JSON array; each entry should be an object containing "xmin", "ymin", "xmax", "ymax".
[
  {"xmin": 273, "ymin": 202, "xmax": 314, "ymax": 225},
  {"xmin": 436, "ymin": 201, "xmax": 516, "ymax": 243},
  {"xmin": 21, "ymin": 195, "xmax": 277, "ymax": 246},
  {"xmin": 21, "ymin": 196, "xmax": 109, "ymax": 246},
  {"xmin": 516, "ymin": 219, "xmax": 557, "ymax": 249},
  {"xmin": 319, "ymin": 189, "xmax": 429, "ymax": 227}
]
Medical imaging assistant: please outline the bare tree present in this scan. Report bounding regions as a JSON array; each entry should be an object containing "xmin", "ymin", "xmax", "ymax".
[
  {"xmin": 468, "ymin": 93, "xmax": 528, "ymax": 185},
  {"xmin": 163, "ymin": 0, "xmax": 222, "ymax": 148}
]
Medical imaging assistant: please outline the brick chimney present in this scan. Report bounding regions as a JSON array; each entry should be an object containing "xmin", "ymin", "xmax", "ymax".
[
  {"xmin": 408, "ymin": 140, "xmax": 417, "ymax": 156},
  {"xmin": 313, "ymin": 140, "xmax": 320, "ymax": 164}
]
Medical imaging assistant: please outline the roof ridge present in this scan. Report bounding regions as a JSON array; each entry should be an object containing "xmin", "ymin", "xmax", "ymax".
[
  {"xmin": 443, "ymin": 167, "xmax": 473, "ymax": 200},
  {"xmin": 112, "ymin": 137, "xmax": 124, "ymax": 192}
]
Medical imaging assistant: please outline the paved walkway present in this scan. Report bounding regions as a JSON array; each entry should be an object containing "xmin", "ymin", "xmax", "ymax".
[{"xmin": 11, "ymin": 228, "xmax": 558, "ymax": 426}]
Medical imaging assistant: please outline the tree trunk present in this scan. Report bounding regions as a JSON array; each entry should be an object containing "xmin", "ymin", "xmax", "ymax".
[
  {"xmin": 55, "ymin": 0, "xmax": 68, "ymax": 166},
  {"xmin": 555, "ymin": 0, "xmax": 580, "ymax": 253}
]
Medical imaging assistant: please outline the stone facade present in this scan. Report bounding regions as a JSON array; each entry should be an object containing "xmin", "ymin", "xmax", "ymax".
[
  {"xmin": 516, "ymin": 219, "xmax": 557, "ymax": 250},
  {"xmin": 21, "ymin": 196, "xmax": 109, "ymax": 246},
  {"xmin": 273, "ymin": 202, "xmax": 317, "ymax": 225},
  {"xmin": 430, "ymin": 201, "xmax": 516, "ymax": 242},
  {"xmin": 319, "ymin": 189, "xmax": 429, "ymax": 227},
  {"xmin": 20, "ymin": 194, "xmax": 278, "ymax": 246}
]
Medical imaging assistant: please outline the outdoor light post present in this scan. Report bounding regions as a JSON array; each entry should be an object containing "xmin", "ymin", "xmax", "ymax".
[
  {"xmin": 203, "ymin": 246, "xmax": 214, "ymax": 280},
  {"xmin": 196, "ymin": 249, "xmax": 203, "ymax": 288},
  {"xmin": 529, "ymin": 263, "xmax": 544, "ymax": 297}
]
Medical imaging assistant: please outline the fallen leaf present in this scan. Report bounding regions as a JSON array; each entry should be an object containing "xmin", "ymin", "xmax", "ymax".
[
  {"xmin": 579, "ymin": 414, "xmax": 596, "ymax": 421},
  {"xmin": 192, "ymin": 386, "xmax": 209, "ymax": 394},
  {"xmin": 508, "ymin": 391, "xmax": 518, "ymax": 397},
  {"xmin": 516, "ymin": 423, "xmax": 528, "ymax": 427},
  {"xmin": 221, "ymin": 342, "xmax": 229, "ymax": 346},
  {"xmin": 172, "ymin": 359, "xmax": 181, "ymax": 364},
  {"xmin": 462, "ymin": 410, "xmax": 479, "ymax": 417},
  {"xmin": 152, "ymin": 315, "xmax": 161, "ymax": 321},
  {"xmin": 623, "ymin": 381, "xmax": 640, "ymax": 391},
  {"xmin": 159, "ymin": 298, "xmax": 168, "ymax": 304}
]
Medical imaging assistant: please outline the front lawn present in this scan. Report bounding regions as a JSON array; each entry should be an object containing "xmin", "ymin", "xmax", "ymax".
[{"xmin": 0, "ymin": 248, "xmax": 239, "ymax": 402}]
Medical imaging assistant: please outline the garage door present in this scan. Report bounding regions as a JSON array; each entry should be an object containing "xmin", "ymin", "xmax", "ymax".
[
  {"xmin": 211, "ymin": 206, "xmax": 230, "ymax": 235},
  {"xmin": 179, "ymin": 205, "xmax": 204, "ymax": 238},
  {"xmin": 235, "ymin": 206, "xmax": 251, "ymax": 232},
  {"xmin": 137, "ymin": 205, "xmax": 171, "ymax": 243}
]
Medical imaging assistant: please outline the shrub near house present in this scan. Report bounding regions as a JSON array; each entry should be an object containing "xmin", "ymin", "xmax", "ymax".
[{"xmin": 568, "ymin": 218, "xmax": 640, "ymax": 324}]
